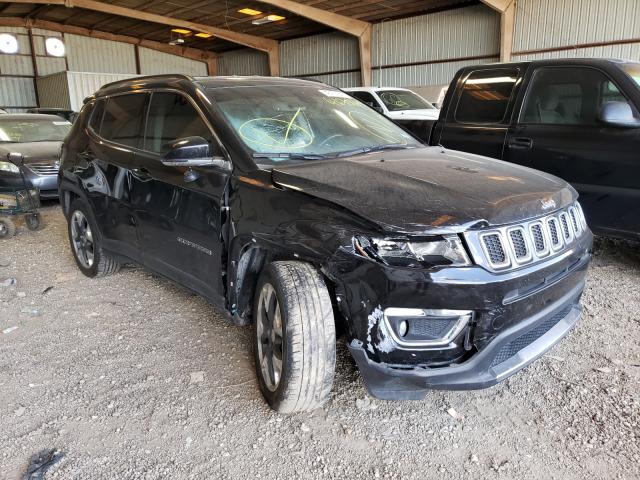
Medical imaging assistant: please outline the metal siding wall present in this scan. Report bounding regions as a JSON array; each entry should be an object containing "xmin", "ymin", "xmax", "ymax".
[
  {"xmin": 138, "ymin": 47, "xmax": 207, "ymax": 76},
  {"xmin": 301, "ymin": 71, "xmax": 361, "ymax": 88},
  {"xmin": 218, "ymin": 49, "xmax": 269, "ymax": 76},
  {"xmin": 66, "ymin": 72, "xmax": 139, "ymax": 111},
  {"xmin": 514, "ymin": 0, "xmax": 640, "ymax": 55},
  {"xmin": 36, "ymin": 71, "xmax": 71, "ymax": 110},
  {"xmin": 0, "ymin": 77, "xmax": 36, "ymax": 109},
  {"xmin": 280, "ymin": 32, "xmax": 359, "ymax": 77},
  {"xmin": 32, "ymin": 30, "xmax": 66, "ymax": 76},
  {"xmin": 373, "ymin": 56, "xmax": 500, "ymax": 87},
  {"xmin": 65, "ymin": 33, "xmax": 137, "ymax": 74},
  {"xmin": 372, "ymin": 5, "xmax": 500, "ymax": 67}
]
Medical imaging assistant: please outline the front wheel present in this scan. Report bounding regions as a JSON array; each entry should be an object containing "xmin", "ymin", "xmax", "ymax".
[{"xmin": 253, "ymin": 261, "xmax": 336, "ymax": 413}]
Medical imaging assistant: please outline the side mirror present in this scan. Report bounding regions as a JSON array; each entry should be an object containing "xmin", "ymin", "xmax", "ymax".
[
  {"xmin": 598, "ymin": 101, "xmax": 640, "ymax": 128},
  {"xmin": 161, "ymin": 136, "xmax": 229, "ymax": 169},
  {"xmin": 7, "ymin": 152, "xmax": 24, "ymax": 166}
]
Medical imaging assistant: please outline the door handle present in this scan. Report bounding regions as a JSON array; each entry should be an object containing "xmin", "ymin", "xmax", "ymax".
[
  {"xmin": 507, "ymin": 137, "xmax": 533, "ymax": 149},
  {"xmin": 130, "ymin": 167, "xmax": 152, "ymax": 181}
]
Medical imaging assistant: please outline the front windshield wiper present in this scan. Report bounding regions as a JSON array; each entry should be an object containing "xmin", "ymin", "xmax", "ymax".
[
  {"xmin": 336, "ymin": 143, "xmax": 414, "ymax": 158},
  {"xmin": 252, "ymin": 152, "xmax": 330, "ymax": 161}
]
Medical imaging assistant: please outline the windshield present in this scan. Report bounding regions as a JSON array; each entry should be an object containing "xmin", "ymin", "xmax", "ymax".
[
  {"xmin": 377, "ymin": 90, "xmax": 437, "ymax": 112},
  {"xmin": 620, "ymin": 62, "xmax": 640, "ymax": 88},
  {"xmin": 0, "ymin": 118, "xmax": 71, "ymax": 143},
  {"xmin": 206, "ymin": 85, "xmax": 421, "ymax": 165}
]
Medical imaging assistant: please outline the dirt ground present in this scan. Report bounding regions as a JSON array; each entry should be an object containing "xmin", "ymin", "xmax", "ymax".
[{"xmin": 0, "ymin": 204, "xmax": 638, "ymax": 480}]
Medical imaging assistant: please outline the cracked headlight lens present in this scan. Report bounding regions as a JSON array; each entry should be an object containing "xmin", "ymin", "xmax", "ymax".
[
  {"xmin": 355, "ymin": 235, "xmax": 471, "ymax": 267},
  {"xmin": 0, "ymin": 161, "xmax": 19, "ymax": 173}
]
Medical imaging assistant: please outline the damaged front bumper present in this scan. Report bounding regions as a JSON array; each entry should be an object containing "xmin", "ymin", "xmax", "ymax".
[
  {"xmin": 348, "ymin": 282, "xmax": 583, "ymax": 400},
  {"xmin": 334, "ymin": 231, "xmax": 592, "ymax": 400}
]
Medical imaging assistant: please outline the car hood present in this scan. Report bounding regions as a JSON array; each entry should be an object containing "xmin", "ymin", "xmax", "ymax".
[
  {"xmin": 271, "ymin": 147, "xmax": 576, "ymax": 234},
  {"xmin": 0, "ymin": 142, "xmax": 61, "ymax": 164},
  {"xmin": 387, "ymin": 109, "xmax": 440, "ymax": 120}
]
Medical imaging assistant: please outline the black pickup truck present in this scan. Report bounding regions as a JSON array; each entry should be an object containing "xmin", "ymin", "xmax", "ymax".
[{"xmin": 423, "ymin": 58, "xmax": 640, "ymax": 240}]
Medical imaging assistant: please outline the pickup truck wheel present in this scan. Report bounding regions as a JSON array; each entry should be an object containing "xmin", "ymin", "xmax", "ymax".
[
  {"xmin": 253, "ymin": 261, "xmax": 336, "ymax": 413},
  {"xmin": 67, "ymin": 199, "xmax": 120, "ymax": 278}
]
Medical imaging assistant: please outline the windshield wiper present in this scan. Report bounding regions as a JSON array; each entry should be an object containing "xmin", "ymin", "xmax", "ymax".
[
  {"xmin": 336, "ymin": 143, "xmax": 413, "ymax": 158},
  {"xmin": 252, "ymin": 152, "xmax": 330, "ymax": 161}
]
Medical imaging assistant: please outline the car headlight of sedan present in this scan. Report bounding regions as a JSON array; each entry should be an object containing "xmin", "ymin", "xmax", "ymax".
[
  {"xmin": 354, "ymin": 234, "xmax": 471, "ymax": 268},
  {"xmin": 0, "ymin": 161, "xmax": 19, "ymax": 173}
]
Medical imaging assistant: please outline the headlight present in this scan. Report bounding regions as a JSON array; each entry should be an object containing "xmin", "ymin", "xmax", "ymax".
[
  {"xmin": 354, "ymin": 234, "xmax": 471, "ymax": 267},
  {"xmin": 0, "ymin": 161, "xmax": 19, "ymax": 173}
]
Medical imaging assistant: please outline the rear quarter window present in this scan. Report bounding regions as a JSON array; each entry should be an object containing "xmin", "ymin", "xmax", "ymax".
[{"xmin": 454, "ymin": 68, "xmax": 519, "ymax": 124}]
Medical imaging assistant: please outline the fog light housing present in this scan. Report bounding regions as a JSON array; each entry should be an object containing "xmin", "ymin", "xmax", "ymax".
[
  {"xmin": 383, "ymin": 308, "xmax": 473, "ymax": 349},
  {"xmin": 398, "ymin": 320, "xmax": 409, "ymax": 338}
]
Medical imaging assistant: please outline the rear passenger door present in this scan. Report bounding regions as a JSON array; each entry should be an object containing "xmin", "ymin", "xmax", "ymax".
[
  {"xmin": 436, "ymin": 68, "xmax": 520, "ymax": 159},
  {"xmin": 504, "ymin": 66, "xmax": 640, "ymax": 235},
  {"xmin": 81, "ymin": 92, "xmax": 149, "ymax": 260},
  {"xmin": 132, "ymin": 91, "xmax": 231, "ymax": 305}
]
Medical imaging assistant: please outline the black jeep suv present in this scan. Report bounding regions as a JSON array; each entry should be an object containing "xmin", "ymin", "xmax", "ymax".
[{"xmin": 59, "ymin": 75, "xmax": 592, "ymax": 412}]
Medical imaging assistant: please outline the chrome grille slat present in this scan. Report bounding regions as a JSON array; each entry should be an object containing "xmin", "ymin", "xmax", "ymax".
[
  {"xmin": 27, "ymin": 163, "xmax": 59, "ymax": 176},
  {"xmin": 467, "ymin": 202, "xmax": 587, "ymax": 272}
]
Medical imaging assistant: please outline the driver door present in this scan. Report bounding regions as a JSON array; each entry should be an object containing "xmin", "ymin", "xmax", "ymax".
[{"xmin": 132, "ymin": 91, "xmax": 231, "ymax": 305}]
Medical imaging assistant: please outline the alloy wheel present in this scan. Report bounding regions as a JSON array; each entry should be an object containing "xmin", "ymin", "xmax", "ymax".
[
  {"xmin": 256, "ymin": 283, "xmax": 284, "ymax": 392},
  {"xmin": 70, "ymin": 210, "xmax": 94, "ymax": 268}
]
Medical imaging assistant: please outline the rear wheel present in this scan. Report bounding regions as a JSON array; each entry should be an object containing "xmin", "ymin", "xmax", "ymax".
[
  {"xmin": 67, "ymin": 199, "xmax": 120, "ymax": 277},
  {"xmin": 253, "ymin": 261, "xmax": 336, "ymax": 413},
  {"xmin": 0, "ymin": 217, "xmax": 16, "ymax": 239}
]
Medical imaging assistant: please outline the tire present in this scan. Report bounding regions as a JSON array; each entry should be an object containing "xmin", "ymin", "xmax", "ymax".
[
  {"xmin": 253, "ymin": 261, "xmax": 336, "ymax": 413},
  {"xmin": 25, "ymin": 212, "xmax": 41, "ymax": 231},
  {"xmin": 0, "ymin": 217, "xmax": 16, "ymax": 239},
  {"xmin": 67, "ymin": 198, "xmax": 120, "ymax": 278}
]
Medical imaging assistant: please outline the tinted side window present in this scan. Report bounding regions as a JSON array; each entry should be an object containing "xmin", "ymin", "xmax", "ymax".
[
  {"xmin": 144, "ymin": 92, "xmax": 216, "ymax": 155},
  {"xmin": 351, "ymin": 91, "xmax": 380, "ymax": 108},
  {"xmin": 88, "ymin": 99, "xmax": 105, "ymax": 133},
  {"xmin": 520, "ymin": 67, "xmax": 632, "ymax": 125},
  {"xmin": 100, "ymin": 93, "xmax": 148, "ymax": 148},
  {"xmin": 455, "ymin": 68, "xmax": 519, "ymax": 124}
]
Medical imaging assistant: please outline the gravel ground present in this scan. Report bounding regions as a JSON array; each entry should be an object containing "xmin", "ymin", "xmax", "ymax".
[{"xmin": 1, "ymin": 204, "xmax": 638, "ymax": 480}]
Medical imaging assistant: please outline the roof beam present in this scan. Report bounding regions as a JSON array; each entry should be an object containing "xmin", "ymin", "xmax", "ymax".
[
  {"xmin": 257, "ymin": 0, "xmax": 372, "ymax": 86},
  {"xmin": 0, "ymin": 16, "xmax": 218, "ymax": 70},
  {"xmin": 480, "ymin": 0, "xmax": 515, "ymax": 62},
  {"xmin": 0, "ymin": 0, "xmax": 280, "ymax": 75}
]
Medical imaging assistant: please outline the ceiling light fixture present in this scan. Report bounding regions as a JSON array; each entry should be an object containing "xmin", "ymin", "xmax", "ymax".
[
  {"xmin": 169, "ymin": 38, "xmax": 185, "ymax": 46},
  {"xmin": 252, "ymin": 14, "xmax": 285, "ymax": 25},
  {"xmin": 238, "ymin": 8, "xmax": 262, "ymax": 16},
  {"xmin": 171, "ymin": 28, "xmax": 192, "ymax": 35},
  {"xmin": 195, "ymin": 32, "xmax": 213, "ymax": 38},
  {"xmin": 0, "ymin": 33, "xmax": 18, "ymax": 54}
]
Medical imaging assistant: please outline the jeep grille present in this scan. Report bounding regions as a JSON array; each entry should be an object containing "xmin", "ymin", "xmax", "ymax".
[{"xmin": 466, "ymin": 202, "xmax": 587, "ymax": 272}]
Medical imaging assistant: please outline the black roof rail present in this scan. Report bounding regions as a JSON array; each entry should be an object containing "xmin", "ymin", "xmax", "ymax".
[{"xmin": 96, "ymin": 73, "xmax": 195, "ymax": 94}]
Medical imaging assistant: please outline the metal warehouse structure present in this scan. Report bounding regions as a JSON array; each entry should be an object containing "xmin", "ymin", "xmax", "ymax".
[{"xmin": 0, "ymin": 0, "xmax": 639, "ymax": 111}]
